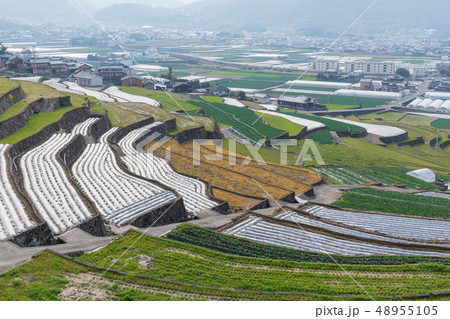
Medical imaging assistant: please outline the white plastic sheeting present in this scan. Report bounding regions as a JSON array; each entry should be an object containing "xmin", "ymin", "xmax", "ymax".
[
  {"xmin": 257, "ymin": 110, "xmax": 325, "ymax": 130},
  {"xmin": 103, "ymin": 86, "xmax": 160, "ymax": 106},
  {"xmin": 286, "ymin": 80, "xmax": 352, "ymax": 89},
  {"xmin": 406, "ymin": 168, "xmax": 436, "ymax": 183},
  {"xmin": 328, "ymin": 117, "xmax": 406, "ymax": 138},
  {"xmin": 425, "ymin": 92, "xmax": 450, "ymax": 100},
  {"xmin": 335, "ymin": 89, "xmax": 400, "ymax": 99}
]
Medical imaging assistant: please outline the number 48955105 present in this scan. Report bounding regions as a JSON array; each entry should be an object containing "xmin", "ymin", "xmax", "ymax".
[{"xmin": 376, "ymin": 306, "xmax": 437, "ymax": 316}]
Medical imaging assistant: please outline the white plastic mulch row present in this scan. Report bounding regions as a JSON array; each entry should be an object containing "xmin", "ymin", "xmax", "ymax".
[
  {"xmin": 118, "ymin": 124, "xmax": 218, "ymax": 213},
  {"xmin": 335, "ymin": 89, "xmax": 401, "ymax": 100},
  {"xmin": 223, "ymin": 216, "xmax": 449, "ymax": 257},
  {"xmin": 313, "ymin": 167, "xmax": 371, "ymax": 185},
  {"xmin": 43, "ymin": 78, "xmax": 82, "ymax": 95},
  {"xmin": 20, "ymin": 133, "xmax": 94, "ymax": 234},
  {"xmin": 223, "ymin": 98, "xmax": 245, "ymax": 107},
  {"xmin": 0, "ymin": 144, "xmax": 35, "ymax": 241},
  {"xmin": 72, "ymin": 139, "xmax": 173, "ymax": 224},
  {"xmin": 415, "ymin": 192, "xmax": 450, "ymax": 200},
  {"xmin": 305, "ymin": 205, "xmax": 450, "ymax": 242},
  {"xmin": 65, "ymin": 82, "xmax": 117, "ymax": 102},
  {"xmin": 103, "ymin": 86, "xmax": 160, "ymax": 106},
  {"xmin": 276, "ymin": 211, "xmax": 449, "ymax": 248},
  {"xmin": 256, "ymin": 110, "xmax": 325, "ymax": 130},
  {"xmin": 328, "ymin": 117, "xmax": 406, "ymax": 138},
  {"xmin": 11, "ymin": 76, "xmax": 42, "ymax": 83},
  {"xmin": 286, "ymin": 80, "xmax": 352, "ymax": 89},
  {"xmin": 71, "ymin": 118, "xmax": 100, "ymax": 136}
]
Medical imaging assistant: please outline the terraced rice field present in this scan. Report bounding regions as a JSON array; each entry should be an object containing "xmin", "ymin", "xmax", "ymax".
[
  {"xmin": 118, "ymin": 123, "xmax": 218, "ymax": 214},
  {"xmin": 332, "ymin": 188, "xmax": 450, "ymax": 219},
  {"xmin": 150, "ymin": 141, "xmax": 291, "ymax": 210},
  {"xmin": 0, "ymin": 144, "xmax": 35, "ymax": 241},
  {"xmin": 163, "ymin": 140, "xmax": 311, "ymax": 196},
  {"xmin": 313, "ymin": 167, "xmax": 373, "ymax": 184},
  {"xmin": 303, "ymin": 204, "xmax": 449, "ymax": 242},
  {"xmin": 222, "ymin": 215, "xmax": 448, "ymax": 257},
  {"xmin": 198, "ymin": 142, "xmax": 322, "ymax": 185}
]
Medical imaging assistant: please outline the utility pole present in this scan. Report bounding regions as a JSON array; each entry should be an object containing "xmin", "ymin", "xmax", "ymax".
[{"xmin": 435, "ymin": 129, "xmax": 440, "ymax": 157}]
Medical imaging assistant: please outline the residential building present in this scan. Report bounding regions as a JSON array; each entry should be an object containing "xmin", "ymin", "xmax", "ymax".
[
  {"xmin": 71, "ymin": 64, "xmax": 103, "ymax": 87},
  {"xmin": 98, "ymin": 65, "xmax": 127, "ymax": 85},
  {"xmin": 360, "ymin": 78, "xmax": 373, "ymax": 90},
  {"xmin": 344, "ymin": 61, "xmax": 396, "ymax": 75},
  {"xmin": 246, "ymin": 93, "xmax": 271, "ymax": 104},
  {"xmin": 308, "ymin": 59, "xmax": 339, "ymax": 72},
  {"xmin": 172, "ymin": 82, "xmax": 193, "ymax": 93},
  {"xmin": 207, "ymin": 85, "xmax": 230, "ymax": 97},
  {"xmin": 121, "ymin": 76, "xmax": 143, "ymax": 87},
  {"xmin": 6, "ymin": 56, "xmax": 25, "ymax": 72},
  {"xmin": 277, "ymin": 95, "xmax": 323, "ymax": 110}
]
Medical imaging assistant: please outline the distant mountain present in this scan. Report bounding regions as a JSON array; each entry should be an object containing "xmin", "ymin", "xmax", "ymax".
[
  {"xmin": 94, "ymin": 3, "xmax": 174, "ymax": 26},
  {"xmin": 94, "ymin": 0, "xmax": 450, "ymax": 37},
  {"xmin": 0, "ymin": 0, "xmax": 93, "ymax": 25}
]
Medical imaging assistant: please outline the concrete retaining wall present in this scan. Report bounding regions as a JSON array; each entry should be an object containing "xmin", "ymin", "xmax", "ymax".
[{"xmin": 130, "ymin": 197, "xmax": 189, "ymax": 228}]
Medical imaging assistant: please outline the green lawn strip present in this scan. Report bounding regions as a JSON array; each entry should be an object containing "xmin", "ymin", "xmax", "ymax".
[
  {"xmin": 0, "ymin": 78, "xmax": 19, "ymax": 95},
  {"xmin": 400, "ymin": 114, "xmax": 435, "ymax": 126},
  {"xmin": 0, "ymin": 105, "xmax": 81, "ymax": 144},
  {"xmin": 278, "ymin": 85, "xmax": 337, "ymax": 92},
  {"xmin": 209, "ymin": 78, "xmax": 285, "ymax": 90},
  {"xmin": 0, "ymin": 251, "xmax": 269, "ymax": 301},
  {"xmin": 333, "ymin": 192, "xmax": 449, "ymax": 218},
  {"xmin": 257, "ymin": 112, "xmax": 304, "ymax": 136},
  {"xmin": 0, "ymin": 81, "xmax": 66, "ymax": 121},
  {"xmin": 77, "ymin": 230, "xmax": 449, "ymax": 299},
  {"xmin": 202, "ymin": 96, "xmax": 223, "ymax": 103},
  {"xmin": 431, "ymin": 119, "xmax": 450, "ymax": 130},
  {"xmin": 119, "ymin": 86, "xmax": 200, "ymax": 112},
  {"xmin": 307, "ymin": 130, "xmax": 334, "ymax": 144}
]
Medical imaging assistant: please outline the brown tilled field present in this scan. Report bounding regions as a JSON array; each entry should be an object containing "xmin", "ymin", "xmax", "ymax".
[{"xmin": 148, "ymin": 140, "xmax": 320, "ymax": 212}]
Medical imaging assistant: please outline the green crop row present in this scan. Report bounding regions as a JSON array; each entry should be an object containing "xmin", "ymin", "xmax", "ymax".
[
  {"xmin": 332, "ymin": 190, "xmax": 449, "ymax": 218},
  {"xmin": 307, "ymin": 130, "xmax": 334, "ymax": 144},
  {"xmin": 190, "ymin": 99, "xmax": 286, "ymax": 141}
]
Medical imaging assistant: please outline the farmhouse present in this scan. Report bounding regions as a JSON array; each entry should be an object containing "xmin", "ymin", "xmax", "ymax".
[
  {"xmin": 70, "ymin": 64, "xmax": 103, "ymax": 87},
  {"xmin": 207, "ymin": 85, "xmax": 230, "ymax": 97},
  {"xmin": 246, "ymin": 93, "xmax": 271, "ymax": 104},
  {"xmin": 6, "ymin": 56, "xmax": 25, "ymax": 72},
  {"xmin": 98, "ymin": 65, "xmax": 127, "ymax": 85},
  {"xmin": 121, "ymin": 75, "xmax": 143, "ymax": 87},
  {"xmin": 172, "ymin": 82, "xmax": 193, "ymax": 93},
  {"xmin": 277, "ymin": 95, "xmax": 322, "ymax": 110}
]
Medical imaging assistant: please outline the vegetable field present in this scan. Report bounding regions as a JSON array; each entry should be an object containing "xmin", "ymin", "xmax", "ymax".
[
  {"xmin": 431, "ymin": 119, "xmax": 450, "ymax": 130},
  {"xmin": 333, "ymin": 188, "xmax": 450, "ymax": 218},
  {"xmin": 353, "ymin": 166, "xmax": 449, "ymax": 190},
  {"xmin": 191, "ymin": 99, "xmax": 286, "ymax": 141},
  {"xmin": 307, "ymin": 130, "xmax": 334, "ymax": 144},
  {"xmin": 314, "ymin": 167, "xmax": 373, "ymax": 184}
]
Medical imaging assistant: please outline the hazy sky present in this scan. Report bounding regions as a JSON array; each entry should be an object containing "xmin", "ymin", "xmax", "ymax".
[{"xmin": 82, "ymin": 0, "xmax": 203, "ymax": 9}]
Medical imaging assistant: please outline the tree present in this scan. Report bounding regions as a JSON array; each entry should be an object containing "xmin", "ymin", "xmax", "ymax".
[
  {"xmin": 396, "ymin": 68, "xmax": 410, "ymax": 78},
  {"xmin": 237, "ymin": 91, "xmax": 246, "ymax": 100},
  {"xmin": 0, "ymin": 42, "xmax": 7, "ymax": 54}
]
